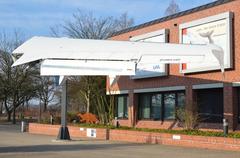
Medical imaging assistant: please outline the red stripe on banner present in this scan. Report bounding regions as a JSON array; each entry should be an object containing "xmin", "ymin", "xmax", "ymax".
[
  {"xmin": 182, "ymin": 29, "xmax": 187, "ymax": 35},
  {"xmin": 181, "ymin": 29, "xmax": 187, "ymax": 70},
  {"xmin": 182, "ymin": 63, "xmax": 187, "ymax": 70}
]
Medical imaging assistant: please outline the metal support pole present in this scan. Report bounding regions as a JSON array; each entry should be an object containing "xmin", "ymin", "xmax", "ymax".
[
  {"xmin": 57, "ymin": 78, "xmax": 70, "ymax": 140},
  {"xmin": 223, "ymin": 118, "xmax": 229, "ymax": 137}
]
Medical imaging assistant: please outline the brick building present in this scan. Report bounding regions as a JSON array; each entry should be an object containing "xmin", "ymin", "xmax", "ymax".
[{"xmin": 107, "ymin": 0, "xmax": 240, "ymax": 131}]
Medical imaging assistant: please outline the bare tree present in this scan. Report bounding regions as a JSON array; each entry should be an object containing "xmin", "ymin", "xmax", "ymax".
[
  {"xmin": 50, "ymin": 10, "xmax": 134, "ymax": 39},
  {"xmin": 0, "ymin": 51, "xmax": 38, "ymax": 123},
  {"xmin": 165, "ymin": 0, "xmax": 181, "ymax": 16},
  {"xmin": 50, "ymin": 11, "xmax": 134, "ymax": 124},
  {"xmin": 68, "ymin": 76, "xmax": 105, "ymax": 113},
  {"xmin": 0, "ymin": 30, "xmax": 39, "ymax": 123},
  {"xmin": 37, "ymin": 76, "xmax": 55, "ymax": 112}
]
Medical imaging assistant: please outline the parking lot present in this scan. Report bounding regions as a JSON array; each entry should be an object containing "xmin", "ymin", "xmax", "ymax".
[{"xmin": 0, "ymin": 123, "xmax": 240, "ymax": 158}]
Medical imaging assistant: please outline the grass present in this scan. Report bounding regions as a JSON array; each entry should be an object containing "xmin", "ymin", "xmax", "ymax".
[
  {"xmin": 70, "ymin": 123, "xmax": 240, "ymax": 139},
  {"xmin": 36, "ymin": 121, "xmax": 240, "ymax": 139}
]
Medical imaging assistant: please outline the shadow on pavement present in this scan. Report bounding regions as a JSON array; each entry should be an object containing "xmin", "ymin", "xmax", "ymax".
[
  {"xmin": 0, "ymin": 122, "xmax": 21, "ymax": 133},
  {"xmin": 0, "ymin": 143, "xmax": 141, "ymax": 153}
]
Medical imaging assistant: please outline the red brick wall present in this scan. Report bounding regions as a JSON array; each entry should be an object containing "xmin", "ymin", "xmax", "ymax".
[
  {"xmin": 109, "ymin": 129, "xmax": 240, "ymax": 151},
  {"xmin": 29, "ymin": 123, "xmax": 60, "ymax": 136},
  {"xmin": 109, "ymin": 0, "xmax": 240, "ymax": 89},
  {"xmin": 28, "ymin": 123, "xmax": 240, "ymax": 151},
  {"xmin": 29, "ymin": 123, "xmax": 108, "ymax": 140},
  {"xmin": 108, "ymin": 0, "xmax": 240, "ymax": 130},
  {"xmin": 135, "ymin": 120, "xmax": 178, "ymax": 129}
]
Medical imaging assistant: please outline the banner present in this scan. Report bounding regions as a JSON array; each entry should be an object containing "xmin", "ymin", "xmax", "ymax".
[
  {"xmin": 130, "ymin": 29, "xmax": 168, "ymax": 79},
  {"xmin": 180, "ymin": 12, "xmax": 232, "ymax": 73}
]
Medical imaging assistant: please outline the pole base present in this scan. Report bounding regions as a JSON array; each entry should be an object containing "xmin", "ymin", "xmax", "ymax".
[{"xmin": 57, "ymin": 126, "xmax": 71, "ymax": 140}]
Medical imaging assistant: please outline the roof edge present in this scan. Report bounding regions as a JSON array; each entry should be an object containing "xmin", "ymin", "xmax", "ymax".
[{"xmin": 110, "ymin": 0, "xmax": 233, "ymax": 37}]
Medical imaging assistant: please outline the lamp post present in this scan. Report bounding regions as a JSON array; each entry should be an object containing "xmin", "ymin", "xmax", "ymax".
[{"xmin": 57, "ymin": 78, "xmax": 70, "ymax": 140}]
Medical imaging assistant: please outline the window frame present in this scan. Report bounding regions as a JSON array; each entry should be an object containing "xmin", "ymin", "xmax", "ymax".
[
  {"xmin": 138, "ymin": 91, "xmax": 185, "ymax": 121},
  {"xmin": 196, "ymin": 88, "xmax": 223, "ymax": 123},
  {"xmin": 115, "ymin": 95, "xmax": 128, "ymax": 119},
  {"xmin": 237, "ymin": 88, "xmax": 240, "ymax": 123}
]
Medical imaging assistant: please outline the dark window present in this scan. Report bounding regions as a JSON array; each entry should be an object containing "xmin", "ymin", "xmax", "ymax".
[
  {"xmin": 138, "ymin": 91, "xmax": 185, "ymax": 121},
  {"xmin": 238, "ymin": 88, "xmax": 240, "ymax": 123},
  {"xmin": 177, "ymin": 92, "xmax": 185, "ymax": 108},
  {"xmin": 164, "ymin": 93, "xmax": 176, "ymax": 119},
  {"xmin": 151, "ymin": 94, "xmax": 162, "ymax": 120},
  {"xmin": 115, "ymin": 95, "xmax": 128, "ymax": 119},
  {"xmin": 139, "ymin": 94, "xmax": 151, "ymax": 119},
  {"xmin": 197, "ymin": 88, "xmax": 223, "ymax": 123}
]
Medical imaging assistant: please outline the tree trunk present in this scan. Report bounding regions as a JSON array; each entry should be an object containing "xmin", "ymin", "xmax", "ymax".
[
  {"xmin": 86, "ymin": 91, "xmax": 90, "ymax": 113},
  {"xmin": 12, "ymin": 103, "xmax": 16, "ymax": 124},
  {"xmin": 38, "ymin": 100, "xmax": 42, "ymax": 122},
  {"xmin": 0, "ymin": 101, "xmax": 3, "ymax": 114},
  {"xmin": 43, "ymin": 101, "xmax": 47, "ymax": 112},
  {"xmin": 4, "ymin": 99, "xmax": 12, "ymax": 122},
  {"xmin": 26, "ymin": 100, "xmax": 29, "ymax": 110},
  {"xmin": 7, "ymin": 112, "xmax": 12, "ymax": 121}
]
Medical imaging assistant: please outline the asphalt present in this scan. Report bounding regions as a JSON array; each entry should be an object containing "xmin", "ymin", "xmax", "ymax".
[{"xmin": 0, "ymin": 122, "xmax": 240, "ymax": 158}]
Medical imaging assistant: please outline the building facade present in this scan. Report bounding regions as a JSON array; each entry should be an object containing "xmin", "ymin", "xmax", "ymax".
[{"xmin": 107, "ymin": 0, "xmax": 240, "ymax": 131}]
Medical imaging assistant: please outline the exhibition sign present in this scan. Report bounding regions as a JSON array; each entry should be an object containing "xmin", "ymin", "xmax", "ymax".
[
  {"xmin": 130, "ymin": 29, "xmax": 169, "ymax": 79},
  {"xmin": 179, "ymin": 12, "xmax": 233, "ymax": 73}
]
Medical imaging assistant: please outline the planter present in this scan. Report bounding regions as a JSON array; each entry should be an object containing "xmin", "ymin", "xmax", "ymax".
[
  {"xmin": 110, "ymin": 129, "xmax": 240, "ymax": 151},
  {"xmin": 28, "ymin": 123, "xmax": 108, "ymax": 140},
  {"xmin": 29, "ymin": 123, "xmax": 240, "ymax": 151}
]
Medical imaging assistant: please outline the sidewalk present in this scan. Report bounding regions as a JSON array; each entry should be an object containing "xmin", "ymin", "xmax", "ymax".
[{"xmin": 0, "ymin": 123, "xmax": 239, "ymax": 158}]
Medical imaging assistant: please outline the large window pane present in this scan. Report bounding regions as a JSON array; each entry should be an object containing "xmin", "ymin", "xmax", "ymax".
[
  {"xmin": 197, "ymin": 88, "xmax": 223, "ymax": 123},
  {"xmin": 177, "ymin": 92, "xmax": 185, "ymax": 108},
  {"xmin": 138, "ymin": 91, "xmax": 185, "ymax": 121},
  {"xmin": 238, "ymin": 88, "xmax": 240, "ymax": 123},
  {"xmin": 117, "ymin": 97, "xmax": 124, "ymax": 118},
  {"xmin": 115, "ymin": 95, "xmax": 128, "ymax": 119},
  {"xmin": 124, "ymin": 97, "xmax": 128, "ymax": 118},
  {"xmin": 164, "ymin": 93, "xmax": 176, "ymax": 119},
  {"xmin": 139, "ymin": 94, "xmax": 151, "ymax": 119},
  {"xmin": 151, "ymin": 94, "xmax": 162, "ymax": 120},
  {"xmin": 239, "ymin": 89, "xmax": 240, "ymax": 123}
]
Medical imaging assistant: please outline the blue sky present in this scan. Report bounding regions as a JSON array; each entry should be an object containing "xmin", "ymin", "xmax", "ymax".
[{"xmin": 0, "ymin": 0, "xmax": 215, "ymax": 38}]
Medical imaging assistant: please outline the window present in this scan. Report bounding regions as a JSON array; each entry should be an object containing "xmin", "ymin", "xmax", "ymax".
[
  {"xmin": 139, "ymin": 94, "xmax": 151, "ymax": 119},
  {"xmin": 177, "ymin": 92, "xmax": 185, "ymax": 108},
  {"xmin": 115, "ymin": 95, "xmax": 128, "ymax": 119},
  {"xmin": 151, "ymin": 94, "xmax": 162, "ymax": 120},
  {"xmin": 197, "ymin": 88, "xmax": 223, "ymax": 123},
  {"xmin": 164, "ymin": 93, "xmax": 176, "ymax": 119},
  {"xmin": 138, "ymin": 91, "xmax": 185, "ymax": 121},
  {"xmin": 237, "ymin": 88, "xmax": 240, "ymax": 123}
]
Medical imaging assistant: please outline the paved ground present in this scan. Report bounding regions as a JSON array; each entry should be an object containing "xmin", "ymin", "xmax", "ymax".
[{"xmin": 0, "ymin": 123, "xmax": 240, "ymax": 158}]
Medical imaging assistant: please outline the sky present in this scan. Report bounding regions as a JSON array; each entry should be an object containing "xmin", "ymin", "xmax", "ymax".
[{"xmin": 0, "ymin": 0, "xmax": 215, "ymax": 38}]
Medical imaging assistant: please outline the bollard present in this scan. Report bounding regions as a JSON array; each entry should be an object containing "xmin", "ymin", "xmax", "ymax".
[
  {"xmin": 50, "ymin": 115, "xmax": 54, "ymax": 125},
  {"xmin": 114, "ymin": 117, "xmax": 119, "ymax": 128},
  {"xmin": 21, "ymin": 121, "xmax": 26, "ymax": 132},
  {"xmin": 223, "ymin": 119, "xmax": 228, "ymax": 137}
]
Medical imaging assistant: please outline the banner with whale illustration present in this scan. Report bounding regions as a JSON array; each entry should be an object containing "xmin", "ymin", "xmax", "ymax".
[{"xmin": 180, "ymin": 12, "xmax": 233, "ymax": 73}]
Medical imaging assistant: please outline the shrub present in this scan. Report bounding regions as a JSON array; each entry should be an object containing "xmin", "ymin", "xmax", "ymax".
[
  {"xmin": 67, "ymin": 112, "xmax": 79, "ymax": 123},
  {"xmin": 54, "ymin": 116, "xmax": 61, "ymax": 124},
  {"xmin": 77, "ymin": 112, "xmax": 98, "ymax": 124},
  {"xmin": 176, "ymin": 107, "xmax": 200, "ymax": 130}
]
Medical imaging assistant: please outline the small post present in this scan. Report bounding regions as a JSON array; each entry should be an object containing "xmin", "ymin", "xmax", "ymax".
[
  {"xmin": 50, "ymin": 114, "xmax": 54, "ymax": 125},
  {"xmin": 21, "ymin": 121, "xmax": 26, "ymax": 132},
  {"xmin": 223, "ymin": 118, "xmax": 228, "ymax": 137},
  {"xmin": 114, "ymin": 117, "xmax": 119, "ymax": 128}
]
